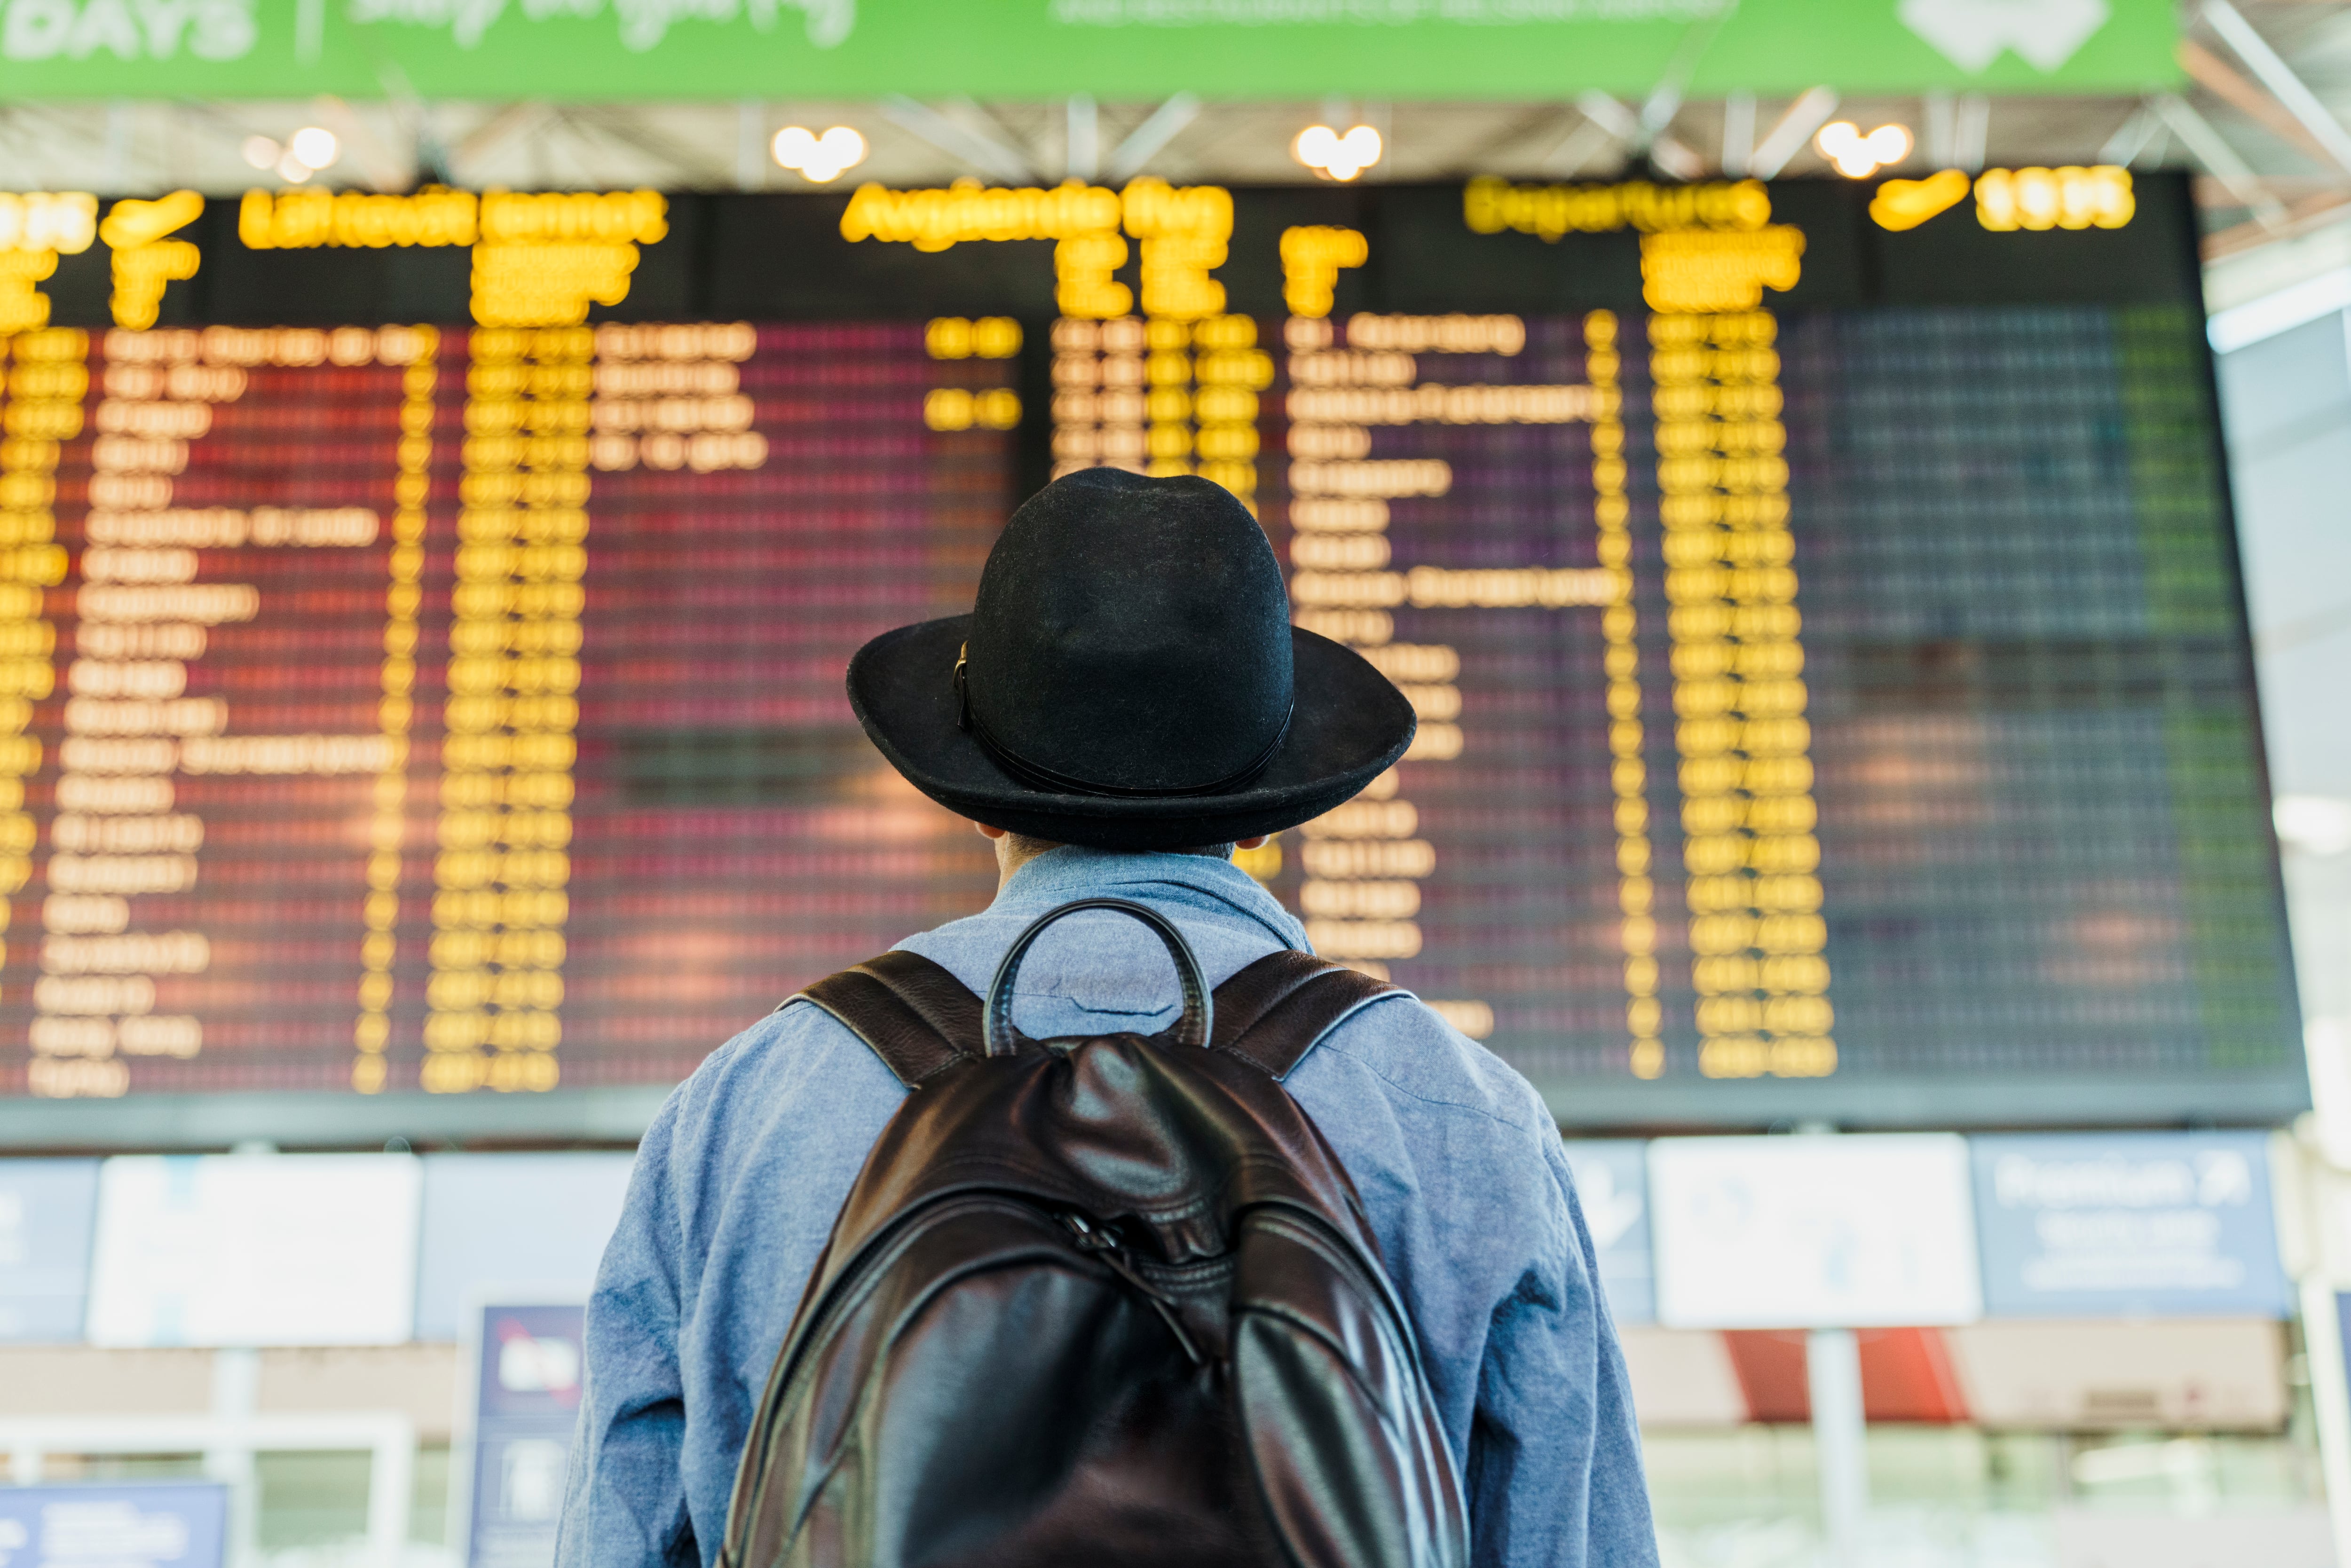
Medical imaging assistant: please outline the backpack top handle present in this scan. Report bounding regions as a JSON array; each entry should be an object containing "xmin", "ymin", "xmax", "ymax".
[{"xmin": 983, "ymin": 897, "xmax": 1212, "ymax": 1057}]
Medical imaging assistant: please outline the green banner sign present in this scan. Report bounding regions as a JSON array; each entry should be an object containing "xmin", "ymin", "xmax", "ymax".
[{"xmin": 0, "ymin": 0, "xmax": 2178, "ymax": 101}]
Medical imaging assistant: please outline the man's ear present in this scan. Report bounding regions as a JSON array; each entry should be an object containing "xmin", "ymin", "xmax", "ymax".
[
  {"xmin": 1236, "ymin": 835, "xmax": 1268, "ymax": 850},
  {"xmin": 969, "ymin": 819, "xmax": 1009, "ymax": 841}
]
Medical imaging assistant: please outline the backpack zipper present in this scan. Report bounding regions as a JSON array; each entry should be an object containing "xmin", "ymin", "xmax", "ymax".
[{"xmin": 1059, "ymin": 1211, "xmax": 1208, "ymax": 1367}]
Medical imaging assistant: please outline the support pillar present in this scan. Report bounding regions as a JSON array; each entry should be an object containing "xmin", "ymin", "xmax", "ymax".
[{"xmin": 1807, "ymin": 1326, "xmax": 1868, "ymax": 1568}]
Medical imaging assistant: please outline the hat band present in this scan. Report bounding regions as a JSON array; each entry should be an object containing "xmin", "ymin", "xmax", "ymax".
[{"xmin": 955, "ymin": 648, "xmax": 1293, "ymax": 800}]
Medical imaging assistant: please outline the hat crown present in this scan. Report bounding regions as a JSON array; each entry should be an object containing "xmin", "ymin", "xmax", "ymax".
[{"xmin": 963, "ymin": 471, "xmax": 1294, "ymax": 797}]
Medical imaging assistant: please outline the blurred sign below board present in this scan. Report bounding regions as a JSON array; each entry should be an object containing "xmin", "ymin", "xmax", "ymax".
[
  {"xmin": 0, "ymin": 1159, "xmax": 99, "ymax": 1343},
  {"xmin": 83, "ymin": 1155, "xmax": 421, "ymax": 1348},
  {"xmin": 1949, "ymin": 1318, "xmax": 2290, "ymax": 1431},
  {"xmin": 1649, "ymin": 1135, "xmax": 1982, "ymax": 1330},
  {"xmin": 414, "ymin": 1154, "xmax": 635, "ymax": 1341},
  {"xmin": 0, "ymin": 1485, "xmax": 228, "ymax": 1568},
  {"xmin": 1561, "ymin": 1140, "xmax": 1654, "ymax": 1327},
  {"xmin": 1971, "ymin": 1132, "xmax": 2292, "ymax": 1319},
  {"xmin": 457, "ymin": 1300, "xmax": 589, "ymax": 1568}
]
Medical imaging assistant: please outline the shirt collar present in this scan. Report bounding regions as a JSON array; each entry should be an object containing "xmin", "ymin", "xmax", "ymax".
[{"xmin": 988, "ymin": 846, "xmax": 1310, "ymax": 953}]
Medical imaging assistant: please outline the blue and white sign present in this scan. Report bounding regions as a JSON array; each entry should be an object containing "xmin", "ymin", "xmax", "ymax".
[
  {"xmin": 0, "ymin": 1159, "xmax": 100, "ymax": 1342},
  {"xmin": 0, "ymin": 1484, "xmax": 227, "ymax": 1568},
  {"xmin": 1561, "ymin": 1140, "xmax": 1653, "ymax": 1326},
  {"xmin": 457, "ymin": 1301, "xmax": 588, "ymax": 1568},
  {"xmin": 1971, "ymin": 1132, "xmax": 2292, "ymax": 1319}
]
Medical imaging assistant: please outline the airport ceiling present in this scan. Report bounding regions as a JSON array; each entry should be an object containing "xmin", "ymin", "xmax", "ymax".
[{"xmin": 5, "ymin": 1, "xmax": 2351, "ymax": 266}]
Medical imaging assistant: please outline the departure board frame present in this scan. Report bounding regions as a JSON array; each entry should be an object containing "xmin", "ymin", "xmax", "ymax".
[{"xmin": 0, "ymin": 170, "xmax": 2304, "ymax": 1147}]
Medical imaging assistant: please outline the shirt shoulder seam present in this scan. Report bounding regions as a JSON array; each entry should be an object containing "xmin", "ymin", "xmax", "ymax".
[{"xmin": 1316, "ymin": 1006, "xmax": 1556, "ymax": 1146}]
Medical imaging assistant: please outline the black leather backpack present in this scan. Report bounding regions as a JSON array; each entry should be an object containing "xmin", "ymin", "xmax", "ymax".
[{"xmin": 719, "ymin": 897, "xmax": 1469, "ymax": 1568}]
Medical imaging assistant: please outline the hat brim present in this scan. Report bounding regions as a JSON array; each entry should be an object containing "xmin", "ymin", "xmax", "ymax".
[{"xmin": 847, "ymin": 616, "xmax": 1417, "ymax": 851}]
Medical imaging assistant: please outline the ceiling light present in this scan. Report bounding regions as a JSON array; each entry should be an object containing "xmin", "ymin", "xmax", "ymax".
[
  {"xmin": 1815, "ymin": 121, "xmax": 1912, "ymax": 180},
  {"xmin": 772, "ymin": 126, "xmax": 867, "ymax": 182},
  {"xmin": 241, "ymin": 135, "xmax": 281, "ymax": 171},
  {"xmin": 276, "ymin": 150, "xmax": 314, "ymax": 184},
  {"xmin": 1294, "ymin": 124, "xmax": 1381, "ymax": 182},
  {"xmin": 287, "ymin": 126, "xmax": 339, "ymax": 171}
]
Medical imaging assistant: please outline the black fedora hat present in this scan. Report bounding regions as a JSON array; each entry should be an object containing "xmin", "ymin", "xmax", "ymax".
[{"xmin": 847, "ymin": 469, "xmax": 1415, "ymax": 851}]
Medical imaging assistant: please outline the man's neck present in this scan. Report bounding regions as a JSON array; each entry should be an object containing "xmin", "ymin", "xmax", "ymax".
[
  {"xmin": 992, "ymin": 838, "xmax": 1235, "ymax": 896},
  {"xmin": 994, "ymin": 833, "xmax": 1061, "ymax": 891}
]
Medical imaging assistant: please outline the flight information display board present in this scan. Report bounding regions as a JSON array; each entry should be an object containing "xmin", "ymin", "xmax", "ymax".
[{"xmin": 0, "ymin": 171, "xmax": 2302, "ymax": 1133}]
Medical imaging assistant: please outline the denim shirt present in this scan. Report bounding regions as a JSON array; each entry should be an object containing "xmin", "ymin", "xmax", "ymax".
[{"xmin": 555, "ymin": 847, "xmax": 1658, "ymax": 1568}]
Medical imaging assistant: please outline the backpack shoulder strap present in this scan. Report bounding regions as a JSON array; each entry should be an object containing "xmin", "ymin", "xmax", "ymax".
[
  {"xmin": 787, "ymin": 950, "xmax": 980, "ymax": 1088},
  {"xmin": 1211, "ymin": 949, "xmax": 1404, "ymax": 1080}
]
